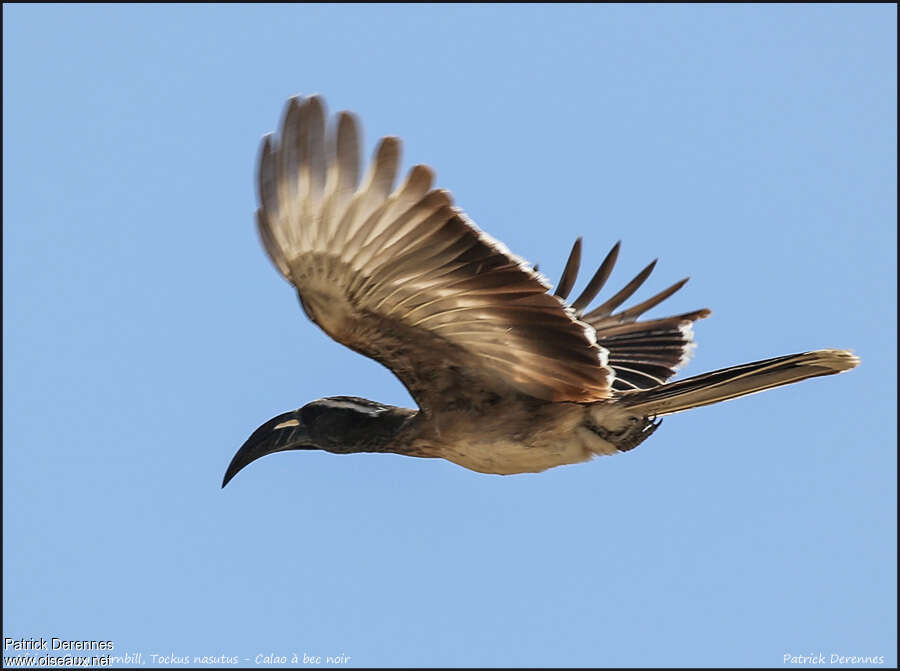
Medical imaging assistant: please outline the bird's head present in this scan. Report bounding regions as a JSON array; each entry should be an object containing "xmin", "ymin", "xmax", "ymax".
[{"xmin": 222, "ymin": 396, "xmax": 414, "ymax": 487}]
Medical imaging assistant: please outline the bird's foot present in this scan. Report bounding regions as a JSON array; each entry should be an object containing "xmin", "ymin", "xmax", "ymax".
[{"xmin": 591, "ymin": 416, "xmax": 662, "ymax": 453}]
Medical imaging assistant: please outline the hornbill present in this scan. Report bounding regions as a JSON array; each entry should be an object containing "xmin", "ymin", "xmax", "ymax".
[{"xmin": 222, "ymin": 95, "xmax": 858, "ymax": 486}]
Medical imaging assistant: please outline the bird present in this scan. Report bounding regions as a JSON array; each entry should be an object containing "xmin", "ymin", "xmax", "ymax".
[{"xmin": 222, "ymin": 94, "xmax": 859, "ymax": 486}]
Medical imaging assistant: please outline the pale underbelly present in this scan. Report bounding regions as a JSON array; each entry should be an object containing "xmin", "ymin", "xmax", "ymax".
[
  {"xmin": 435, "ymin": 430, "xmax": 619, "ymax": 475},
  {"xmin": 412, "ymin": 401, "xmax": 633, "ymax": 475}
]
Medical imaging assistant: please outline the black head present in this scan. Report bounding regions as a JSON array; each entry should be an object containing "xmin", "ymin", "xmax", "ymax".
[{"xmin": 222, "ymin": 397, "xmax": 412, "ymax": 487}]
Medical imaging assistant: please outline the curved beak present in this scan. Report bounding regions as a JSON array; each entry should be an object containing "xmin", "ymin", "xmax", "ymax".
[{"xmin": 222, "ymin": 411, "xmax": 314, "ymax": 488}]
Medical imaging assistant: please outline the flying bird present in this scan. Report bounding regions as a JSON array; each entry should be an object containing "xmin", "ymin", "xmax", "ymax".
[{"xmin": 222, "ymin": 95, "xmax": 858, "ymax": 486}]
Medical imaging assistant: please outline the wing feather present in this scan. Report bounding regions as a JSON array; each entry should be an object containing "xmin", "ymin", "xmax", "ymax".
[
  {"xmin": 257, "ymin": 96, "xmax": 614, "ymax": 410},
  {"xmin": 543, "ymin": 240, "xmax": 711, "ymax": 391},
  {"xmin": 554, "ymin": 238, "xmax": 582, "ymax": 300}
]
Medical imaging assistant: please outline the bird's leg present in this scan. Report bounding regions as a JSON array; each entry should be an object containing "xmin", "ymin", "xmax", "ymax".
[
  {"xmin": 618, "ymin": 416, "xmax": 662, "ymax": 451},
  {"xmin": 590, "ymin": 416, "xmax": 662, "ymax": 452}
]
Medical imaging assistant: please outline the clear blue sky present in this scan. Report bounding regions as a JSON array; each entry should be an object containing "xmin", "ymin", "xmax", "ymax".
[{"xmin": 3, "ymin": 4, "xmax": 896, "ymax": 668}]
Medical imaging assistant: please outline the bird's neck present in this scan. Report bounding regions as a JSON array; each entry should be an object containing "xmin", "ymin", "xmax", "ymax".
[{"xmin": 318, "ymin": 404, "xmax": 421, "ymax": 456}]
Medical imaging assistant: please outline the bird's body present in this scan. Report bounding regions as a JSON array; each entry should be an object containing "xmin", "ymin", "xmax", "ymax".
[
  {"xmin": 402, "ymin": 399, "xmax": 630, "ymax": 475},
  {"xmin": 222, "ymin": 95, "xmax": 858, "ymax": 486}
]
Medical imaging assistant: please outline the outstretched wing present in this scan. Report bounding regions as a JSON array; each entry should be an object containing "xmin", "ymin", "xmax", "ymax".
[
  {"xmin": 256, "ymin": 95, "xmax": 615, "ymax": 412},
  {"xmin": 545, "ymin": 239, "xmax": 711, "ymax": 391}
]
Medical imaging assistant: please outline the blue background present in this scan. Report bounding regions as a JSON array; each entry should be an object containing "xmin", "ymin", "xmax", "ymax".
[{"xmin": 3, "ymin": 4, "xmax": 896, "ymax": 668}]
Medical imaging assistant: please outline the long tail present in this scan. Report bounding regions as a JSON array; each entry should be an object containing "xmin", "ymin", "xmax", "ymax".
[{"xmin": 618, "ymin": 349, "xmax": 859, "ymax": 417}]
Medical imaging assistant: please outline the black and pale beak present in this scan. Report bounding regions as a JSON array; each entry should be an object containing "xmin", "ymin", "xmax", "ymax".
[{"xmin": 222, "ymin": 411, "xmax": 314, "ymax": 488}]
